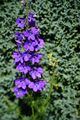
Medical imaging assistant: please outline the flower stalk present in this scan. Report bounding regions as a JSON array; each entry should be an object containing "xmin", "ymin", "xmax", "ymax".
[{"xmin": 12, "ymin": 3, "xmax": 47, "ymax": 99}]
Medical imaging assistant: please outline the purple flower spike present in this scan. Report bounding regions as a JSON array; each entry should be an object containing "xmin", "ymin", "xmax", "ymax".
[
  {"xmin": 13, "ymin": 12, "xmax": 47, "ymax": 98},
  {"xmin": 16, "ymin": 18, "xmax": 26, "ymax": 28}
]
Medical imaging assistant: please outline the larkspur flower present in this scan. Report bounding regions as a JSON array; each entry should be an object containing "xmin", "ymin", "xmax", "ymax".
[
  {"xmin": 13, "ymin": 87, "xmax": 28, "ymax": 98},
  {"xmin": 16, "ymin": 63, "xmax": 31, "ymax": 74},
  {"xmin": 23, "ymin": 52, "xmax": 31, "ymax": 62},
  {"xmin": 13, "ymin": 12, "xmax": 47, "ymax": 98},
  {"xmin": 25, "ymin": 78, "xmax": 31, "ymax": 85},
  {"xmin": 15, "ymin": 78, "xmax": 26, "ymax": 89},
  {"xmin": 24, "ymin": 30, "xmax": 35, "ymax": 41},
  {"xmin": 13, "ymin": 51, "xmax": 31, "ymax": 63},
  {"xmin": 15, "ymin": 32, "xmax": 25, "ymax": 47},
  {"xmin": 31, "ymin": 27, "xmax": 40, "ymax": 36},
  {"xmin": 30, "ymin": 53, "xmax": 43, "ymax": 64},
  {"xmin": 32, "ymin": 81, "xmax": 46, "ymax": 92},
  {"xmin": 24, "ymin": 41, "xmax": 35, "ymax": 51},
  {"xmin": 28, "ymin": 81, "xmax": 35, "ymax": 89},
  {"xmin": 16, "ymin": 18, "xmax": 26, "ymax": 28},
  {"xmin": 28, "ymin": 80, "xmax": 46, "ymax": 92},
  {"xmin": 15, "ymin": 32, "xmax": 24, "ymax": 41},
  {"xmin": 29, "ymin": 67, "xmax": 44, "ymax": 79},
  {"xmin": 14, "ymin": 78, "xmax": 46, "ymax": 97},
  {"xmin": 13, "ymin": 52, "xmax": 23, "ymax": 63},
  {"xmin": 23, "ymin": 27, "xmax": 39, "ymax": 40},
  {"xmin": 28, "ymin": 12, "xmax": 36, "ymax": 27},
  {"xmin": 23, "ymin": 30, "xmax": 30, "ymax": 37}
]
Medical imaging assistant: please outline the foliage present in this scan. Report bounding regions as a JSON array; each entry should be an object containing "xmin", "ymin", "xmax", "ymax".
[
  {"xmin": 31, "ymin": 0, "xmax": 80, "ymax": 119},
  {"xmin": 0, "ymin": 0, "xmax": 80, "ymax": 120},
  {"xmin": 0, "ymin": 0, "xmax": 21, "ymax": 119}
]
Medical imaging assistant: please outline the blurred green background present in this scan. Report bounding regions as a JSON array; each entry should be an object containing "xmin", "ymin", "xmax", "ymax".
[{"xmin": 0, "ymin": 0, "xmax": 80, "ymax": 120}]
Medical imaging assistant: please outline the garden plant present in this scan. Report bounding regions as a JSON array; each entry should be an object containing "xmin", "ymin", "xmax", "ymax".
[{"xmin": 0, "ymin": 0, "xmax": 80, "ymax": 120}]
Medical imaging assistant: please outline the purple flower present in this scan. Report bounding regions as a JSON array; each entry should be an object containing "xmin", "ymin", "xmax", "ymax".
[
  {"xmin": 23, "ymin": 53, "xmax": 31, "ymax": 62},
  {"xmin": 32, "ymin": 40, "xmax": 38, "ymax": 46},
  {"xmin": 16, "ymin": 63, "xmax": 31, "ymax": 74},
  {"xmin": 23, "ymin": 40, "xmax": 40, "ymax": 52},
  {"xmin": 30, "ymin": 53, "xmax": 43, "ymax": 64},
  {"xmin": 28, "ymin": 81, "xmax": 38, "ymax": 92},
  {"xmin": 24, "ymin": 30, "xmax": 30, "ymax": 37},
  {"xmin": 36, "ymin": 67, "xmax": 44, "ymax": 77},
  {"xmin": 37, "ymin": 67, "xmax": 44, "ymax": 73},
  {"xmin": 16, "ymin": 63, "xmax": 24, "ymax": 72},
  {"xmin": 25, "ymin": 78, "xmax": 31, "ymax": 85},
  {"xmin": 38, "ymin": 38, "xmax": 44, "ymax": 48},
  {"xmin": 24, "ymin": 42, "xmax": 35, "ymax": 51},
  {"xmin": 31, "ymin": 27, "xmax": 40, "ymax": 36},
  {"xmin": 24, "ymin": 30, "xmax": 35, "ymax": 40},
  {"xmin": 28, "ymin": 12, "xmax": 36, "ymax": 27},
  {"xmin": 15, "ymin": 32, "xmax": 24, "ymax": 46},
  {"xmin": 15, "ymin": 32, "xmax": 24, "ymax": 41},
  {"xmin": 28, "ymin": 82, "xmax": 35, "ymax": 89},
  {"xmin": 32, "ymin": 85, "xmax": 38, "ymax": 92},
  {"xmin": 13, "ymin": 87, "xmax": 28, "ymax": 98},
  {"xmin": 16, "ymin": 18, "xmax": 26, "ymax": 28},
  {"xmin": 29, "ymin": 70, "xmax": 36, "ymax": 79},
  {"xmin": 29, "ymin": 67, "xmax": 44, "ymax": 79},
  {"xmin": 23, "ymin": 65, "xmax": 31, "ymax": 74},
  {"xmin": 12, "ymin": 52, "xmax": 23, "ymax": 63},
  {"xmin": 28, "ymin": 80, "xmax": 46, "ymax": 92},
  {"xmin": 13, "ymin": 78, "xmax": 46, "ymax": 97},
  {"xmin": 24, "ymin": 27, "xmax": 39, "ymax": 40},
  {"xmin": 38, "ymin": 80, "xmax": 46, "ymax": 91},
  {"xmin": 34, "ymin": 80, "xmax": 46, "ymax": 91},
  {"xmin": 28, "ymin": 34, "xmax": 35, "ymax": 41},
  {"xmin": 34, "ymin": 38, "xmax": 44, "ymax": 51},
  {"xmin": 13, "ymin": 52, "xmax": 31, "ymax": 63},
  {"xmin": 15, "ymin": 78, "xmax": 26, "ymax": 89}
]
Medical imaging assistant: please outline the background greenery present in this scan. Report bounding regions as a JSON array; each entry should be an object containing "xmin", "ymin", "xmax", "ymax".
[{"xmin": 0, "ymin": 0, "xmax": 80, "ymax": 120}]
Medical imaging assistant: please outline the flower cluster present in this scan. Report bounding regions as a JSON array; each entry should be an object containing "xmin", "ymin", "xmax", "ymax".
[
  {"xmin": 14, "ymin": 78, "xmax": 46, "ymax": 98},
  {"xmin": 13, "ymin": 12, "xmax": 46, "ymax": 98}
]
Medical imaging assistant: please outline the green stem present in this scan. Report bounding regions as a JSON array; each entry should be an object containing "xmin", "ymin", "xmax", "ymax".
[
  {"xmin": 32, "ymin": 101, "xmax": 35, "ymax": 120},
  {"xmin": 42, "ymin": 75, "xmax": 55, "ymax": 115}
]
